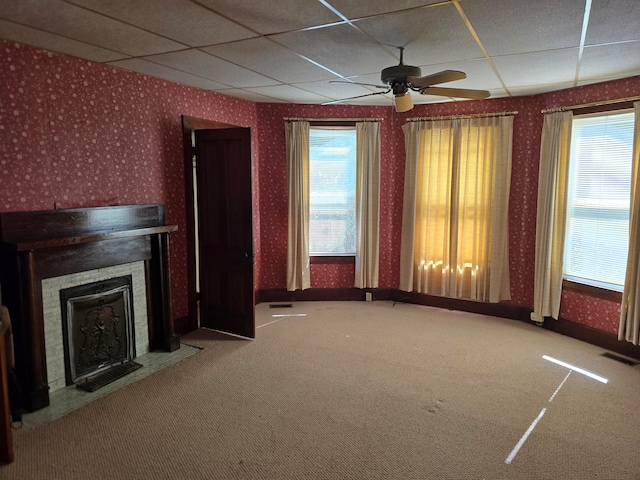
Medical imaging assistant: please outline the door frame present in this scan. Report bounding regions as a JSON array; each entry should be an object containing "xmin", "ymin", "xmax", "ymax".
[{"xmin": 181, "ymin": 115, "xmax": 248, "ymax": 334}]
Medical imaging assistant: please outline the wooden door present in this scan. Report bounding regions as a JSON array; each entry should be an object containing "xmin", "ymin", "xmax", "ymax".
[{"xmin": 194, "ymin": 128, "xmax": 255, "ymax": 338}]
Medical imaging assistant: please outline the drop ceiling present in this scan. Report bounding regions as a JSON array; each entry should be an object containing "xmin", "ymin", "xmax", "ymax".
[{"xmin": 1, "ymin": 0, "xmax": 639, "ymax": 107}]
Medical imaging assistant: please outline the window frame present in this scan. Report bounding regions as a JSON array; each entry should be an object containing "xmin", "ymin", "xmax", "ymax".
[
  {"xmin": 562, "ymin": 102, "xmax": 635, "ymax": 299},
  {"xmin": 308, "ymin": 121, "xmax": 357, "ymax": 263}
]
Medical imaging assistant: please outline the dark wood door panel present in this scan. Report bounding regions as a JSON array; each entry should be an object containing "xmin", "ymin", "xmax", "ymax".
[{"xmin": 195, "ymin": 128, "xmax": 255, "ymax": 339}]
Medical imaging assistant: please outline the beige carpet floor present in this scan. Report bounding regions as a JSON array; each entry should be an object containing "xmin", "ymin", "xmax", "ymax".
[{"xmin": 4, "ymin": 301, "xmax": 640, "ymax": 479}]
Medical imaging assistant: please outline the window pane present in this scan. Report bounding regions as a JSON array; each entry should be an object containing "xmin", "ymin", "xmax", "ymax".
[
  {"xmin": 564, "ymin": 111, "xmax": 634, "ymax": 289},
  {"xmin": 309, "ymin": 127, "xmax": 356, "ymax": 255}
]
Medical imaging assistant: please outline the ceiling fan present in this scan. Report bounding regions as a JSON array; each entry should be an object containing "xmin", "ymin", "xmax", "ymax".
[{"xmin": 323, "ymin": 47, "xmax": 490, "ymax": 112}]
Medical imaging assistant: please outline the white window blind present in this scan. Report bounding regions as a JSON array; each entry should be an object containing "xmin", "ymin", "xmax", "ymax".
[
  {"xmin": 309, "ymin": 127, "xmax": 356, "ymax": 255},
  {"xmin": 564, "ymin": 111, "xmax": 634, "ymax": 290}
]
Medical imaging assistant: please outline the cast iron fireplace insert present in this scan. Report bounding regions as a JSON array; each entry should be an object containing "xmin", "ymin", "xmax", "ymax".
[{"xmin": 60, "ymin": 275, "xmax": 142, "ymax": 392}]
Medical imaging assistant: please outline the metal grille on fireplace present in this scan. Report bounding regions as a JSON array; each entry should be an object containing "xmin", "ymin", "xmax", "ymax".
[{"xmin": 60, "ymin": 275, "xmax": 142, "ymax": 391}]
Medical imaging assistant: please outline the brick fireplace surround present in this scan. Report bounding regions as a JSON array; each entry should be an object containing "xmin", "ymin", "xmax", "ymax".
[{"xmin": 0, "ymin": 204, "xmax": 179, "ymax": 412}]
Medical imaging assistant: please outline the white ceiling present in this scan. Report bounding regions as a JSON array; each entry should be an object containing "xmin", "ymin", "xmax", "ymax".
[{"xmin": 1, "ymin": 0, "xmax": 639, "ymax": 108}]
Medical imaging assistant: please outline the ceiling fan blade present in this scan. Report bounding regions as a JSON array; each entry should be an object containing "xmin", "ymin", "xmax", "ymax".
[
  {"xmin": 410, "ymin": 70, "xmax": 466, "ymax": 88},
  {"xmin": 322, "ymin": 90, "xmax": 391, "ymax": 105},
  {"xmin": 421, "ymin": 86, "xmax": 490, "ymax": 100},
  {"xmin": 329, "ymin": 80, "xmax": 389, "ymax": 89}
]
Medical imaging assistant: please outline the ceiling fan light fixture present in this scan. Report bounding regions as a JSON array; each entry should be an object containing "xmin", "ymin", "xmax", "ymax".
[
  {"xmin": 394, "ymin": 92, "xmax": 413, "ymax": 113},
  {"xmin": 329, "ymin": 47, "xmax": 488, "ymax": 108}
]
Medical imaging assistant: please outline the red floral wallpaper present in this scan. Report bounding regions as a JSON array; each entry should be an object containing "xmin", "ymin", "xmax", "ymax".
[
  {"xmin": 0, "ymin": 40, "xmax": 260, "ymax": 320},
  {"xmin": 3, "ymin": 39, "xmax": 639, "ymax": 337}
]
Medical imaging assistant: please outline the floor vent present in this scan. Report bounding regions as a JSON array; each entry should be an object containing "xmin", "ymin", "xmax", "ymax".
[
  {"xmin": 269, "ymin": 303, "xmax": 293, "ymax": 308},
  {"xmin": 76, "ymin": 361, "xmax": 143, "ymax": 392},
  {"xmin": 601, "ymin": 352, "xmax": 639, "ymax": 366}
]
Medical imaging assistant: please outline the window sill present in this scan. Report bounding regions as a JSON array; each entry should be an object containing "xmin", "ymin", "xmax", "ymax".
[
  {"xmin": 562, "ymin": 279, "xmax": 622, "ymax": 303},
  {"xmin": 310, "ymin": 256, "xmax": 355, "ymax": 265}
]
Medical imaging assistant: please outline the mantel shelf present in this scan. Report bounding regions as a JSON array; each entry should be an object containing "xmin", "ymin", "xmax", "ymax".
[{"xmin": 9, "ymin": 225, "xmax": 178, "ymax": 252}]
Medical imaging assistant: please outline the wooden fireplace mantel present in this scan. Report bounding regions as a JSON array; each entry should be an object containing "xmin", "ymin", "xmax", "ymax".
[
  {"xmin": 0, "ymin": 204, "xmax": 179, "ymax": 412},
  {"xmin": 9, "ymin": 225, "xmax": 177, "ymax": 252}
]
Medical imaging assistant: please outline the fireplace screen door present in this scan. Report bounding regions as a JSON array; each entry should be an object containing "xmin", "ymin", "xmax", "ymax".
[{"xmin": 60, "ymin": 276, "xmax": 136, "ymax": 385}]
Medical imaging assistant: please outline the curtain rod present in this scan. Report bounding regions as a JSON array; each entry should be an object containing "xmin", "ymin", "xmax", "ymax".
[
  {"xmin": 284, "ymin": 117, "xmax": 383, "ymax": 122},
  {"xmin": 406, "ymin": 111, "xmax": 518, "ymax": 122},
  {"xmin": 541, "ymin": 95, "xmax": 640, "ymax": 114}
]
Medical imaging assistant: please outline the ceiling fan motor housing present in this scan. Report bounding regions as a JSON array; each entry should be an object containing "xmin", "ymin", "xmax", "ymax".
[{"xmin": 381, "ymin": 64, "xmax": 422, "ymax": 85}]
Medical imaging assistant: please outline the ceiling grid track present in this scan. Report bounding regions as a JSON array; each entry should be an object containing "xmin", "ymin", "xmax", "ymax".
[
  {"xmin": 574, "ymin": 0, "xmax": 593, "ymax": 86},
  {"xmin": 452, "ymin": 0, "xmax": 511, "ymax": 97}
]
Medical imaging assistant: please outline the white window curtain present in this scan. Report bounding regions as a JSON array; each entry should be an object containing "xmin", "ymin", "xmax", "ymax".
[
  {"xmin": 355, "ymin": 122, "xmax": 381, "ymax": 288},
  {"xmin": 619, "ymin": 102, "xmax": 640, "ymax": 344},
  {"xmin": 399, "ymin": 115, "xmax": 513, "ymax": 302},
  {"xmin": 285, "ymin": 120, "xmax": 311, "ymax": 291},
  {"xmin": 531, "ymin": 111, "xmax": 573, "ymax": 322}
]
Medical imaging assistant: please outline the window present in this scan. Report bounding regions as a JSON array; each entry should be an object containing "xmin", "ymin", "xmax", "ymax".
[
  {"xmin": 564, "ymin": 111, "xmax": 634, "ymax": 291},
  {"xmin": 399, "ymin": 115, "xmax": 513, "ymax": 302},
  {"xmin": 415, "ymin": 122, "xmax": 492, "ymax": 273},
  {"xmin": 308, "ymin": 126, "xmax": 356, "ymax": 255}
]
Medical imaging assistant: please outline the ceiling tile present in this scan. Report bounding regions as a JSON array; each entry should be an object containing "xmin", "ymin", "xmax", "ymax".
[
  {"xmin": 0, "ymin": 19, "xmax": 128, "ymax": 62},
  {"xmin": 507, "ymin": 83, "xmax": 575, "ymax": 96},
  {"xmin": 483, "ymin": 88, "xmax": 510, "ymax": 100},
  {"xmin": 462, "ymin": 0, "xmax": 585, "ymax": 56},
  {"xmin": 194, "ymin": 0, "xmax": 341, "ymax": 34},
  {"xmin": 243, "ymin": 85, "xmax": 332, "ymax": 103},
  {"xmin": 337, "ymin": 72, "xmax": 389, "ymax": 87},
  {"xmin": 416, "ymin": 58, "xmax": 503, "ymax": 91},
  {"xmin": 202, "ymin": 38, "xmax": 336, "ymax": 84},
  {"xmin": 66, "ymin": 0, "xmax": 256, "ymax": 47},
  {"xmin": 414, "ymin": 94, "xmax": 459, "ymax": 105},
  {"xmin": 271, "ymin": 24, "xmax": 396, "ymax": 77},
  {"xmin": 217, "ymin": 89, "xmax": 288, "ymax": 103},
  {"xmin": 143, "ymin": 49, "xmax": 281, "ymax": 88},
  {"xmin": 329, "ymin": 0, "xmax": 445, "ymax": 19},
  {"xmin": 492, "ymin": 49, "xmax": 580, "ymax": 89},
  {"xmin": 585, "ymin": 0, "xmax": 640, "ymax": 45},
  {"xmin": 346, "ymin": 95, "xmax": 395, "ymax": 107},
  {"xmin": 579, "ymin": 42, "xmax": 640, "ymax": 82},
  {"xmin": 294, "ymin": 79, "xmax": 380, "ymax": 101},
  {"xmin": 0, "ymin": 0, "xmax": 184, "ymax": 56},
  {"xmin": 354, "ymin": 3, "xmax": 485, "ymax": 66},
  {"xmin": 108, "ymin": 58, "xmax": 230, "ymax": 90}
]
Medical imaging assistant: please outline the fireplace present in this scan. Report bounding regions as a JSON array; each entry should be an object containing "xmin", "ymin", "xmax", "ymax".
[{"xmin": 0, "ymin": 204, "xmax": 179, "ymax": 411}]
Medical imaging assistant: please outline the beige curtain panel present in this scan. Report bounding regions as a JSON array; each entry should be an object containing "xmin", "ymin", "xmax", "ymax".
[
  {"xmin": 619, "ymin": 102, "xmax": 640, "ymax": 344},
  {"xmin": 285, "ymin": 121, "xmax": 311, "ymax": 291},
  {"xmin": 354, "ymin": 122, "xmax": 381, "ymax": 289},
  {"xmin": 531, "ymin": 111, "xmax": 573, "ymax": 323},
  {"xmin": 400, "ymin": 116, "xmax": 513, "ymax": 302}
]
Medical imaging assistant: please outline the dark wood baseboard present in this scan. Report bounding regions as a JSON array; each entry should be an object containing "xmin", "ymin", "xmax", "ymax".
[
  {"xmin": 257, "ymin": 288, "xmax": 529, "ymax": 321},
  {"xmin": 173, "ymin": 315, "xmax": 191, "ymax": 335},
  {"xmin": 256, "ymin": 288, "xmax": 393, "ymax": 303},
  {"xmin": 256, "ymin": 287, "xmax": 640, "ymax": 361},
  {"xmin": 388, "ymin": 290, "xmax": 532, "ymax": 322},
  {"xmin": 543, "ymin": 316, "xmax": 640, "ymax": 361}
]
